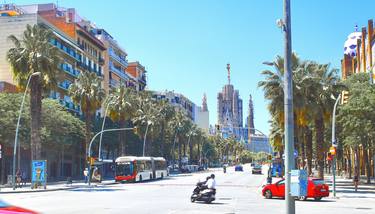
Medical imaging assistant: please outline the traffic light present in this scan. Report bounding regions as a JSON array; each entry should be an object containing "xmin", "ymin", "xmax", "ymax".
[{"xmin": 341, "ymin": 90, "xmax": 349, "ymax": 104}]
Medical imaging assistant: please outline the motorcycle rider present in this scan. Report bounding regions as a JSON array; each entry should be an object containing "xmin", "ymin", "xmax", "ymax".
[{"xmin": 206, "ymin": 174, "xmax": 216, "ymax": 190}]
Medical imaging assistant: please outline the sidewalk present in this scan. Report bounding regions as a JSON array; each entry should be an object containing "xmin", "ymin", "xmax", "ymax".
[
  {"xmin": 325, "ymin": 175, "xmax": 375, "ymax": 199},
  {"xmin": 0, "ymin": 180, "xmax": 116, "ymax": 194}
]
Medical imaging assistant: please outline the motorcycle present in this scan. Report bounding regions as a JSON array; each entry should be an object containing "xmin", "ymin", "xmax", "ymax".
[{"xmin": 190, "ymin": 182, "xmax": 216, "ymax": 203}]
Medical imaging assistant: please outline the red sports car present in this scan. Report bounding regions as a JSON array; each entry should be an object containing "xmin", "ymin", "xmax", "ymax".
[
  {"xmin": 262, "ymin": 177, "xmax": 329, "ymax": 201},
  {"xmin": 0, "ymin": 200, "xmax": 38, "ymax": 214}
]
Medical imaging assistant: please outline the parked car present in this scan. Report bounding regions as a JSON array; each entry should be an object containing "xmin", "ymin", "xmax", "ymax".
[
  {"xmin": 262, "ymin": 178, "xmax": 329, "ymax": 201},
  {"xmin": 235, "ymin": 165, "xmax": 243, "ymax": 171},
  {"xmin": 252, "ymin": 164, "xmax": 262, "ymax": 174},
  {"xmin": 0, "ymin": 200, "xmax": 38, "ymax": 213}
]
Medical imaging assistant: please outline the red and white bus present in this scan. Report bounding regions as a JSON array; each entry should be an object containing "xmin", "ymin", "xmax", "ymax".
[{"xmin": 115, "ymin": 156, "xmax": 168, "ymax": 182}]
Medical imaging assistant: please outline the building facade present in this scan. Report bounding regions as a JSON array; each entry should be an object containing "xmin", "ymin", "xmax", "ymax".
[
  {"xmin": 0, "ymin": 3, "xmax": 148, "ymax": 180},
  {"xmin": 152, "ymin": 90, "xmax": 195, "ymax": 121},
  {"xmin": 194, "ymin": 94, "xmax": 210, "ymax": 133},
  {"xmin": 217, "ymin": 64, "xmax": 243, "ymax": 139}
]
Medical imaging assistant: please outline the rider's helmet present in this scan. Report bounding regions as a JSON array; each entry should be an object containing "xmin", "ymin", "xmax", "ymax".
[{"xmin": 210, "ymin": 174, "xmax": 215, "ymax": 179}]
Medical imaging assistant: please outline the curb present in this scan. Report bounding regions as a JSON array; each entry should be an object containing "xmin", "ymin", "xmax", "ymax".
[{"xmin": 0, "ymin": 181, "xmax": 117, "ymax": 194}]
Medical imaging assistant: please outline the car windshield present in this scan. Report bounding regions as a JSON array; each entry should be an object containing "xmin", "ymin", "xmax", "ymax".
[
  {"xmin": 116, "ymin": 162, "xmax": 133, "ymax": 176},
  {"xmin": 313, "ymin": 179, "xmax": 325, "ymax": 185}
]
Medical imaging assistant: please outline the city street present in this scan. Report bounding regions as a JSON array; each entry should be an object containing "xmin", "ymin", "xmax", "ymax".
[{"xmin": 1, "ymin": 165, "xmax": 374, "ymax": 214}]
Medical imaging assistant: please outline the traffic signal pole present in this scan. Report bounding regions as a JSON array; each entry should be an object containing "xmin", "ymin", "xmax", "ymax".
[{"xmin": 283, "ymin": 0, "xmax": 295, "ymax": 213}]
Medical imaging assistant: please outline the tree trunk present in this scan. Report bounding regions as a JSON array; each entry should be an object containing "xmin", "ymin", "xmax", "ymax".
[
  {"xmin": 119, "ymin": 119, "xmax": 126, "ymax": 156},
  {"xmin": 315, "ymin": 116, "xmax": 325, "ymax": 179},
  {"xmin": 1, "ymin": 145, "xmax": 6, "ymax": 184},
  {"xmin": 305, "ymin": 128, "xmax": 313, "ymax": 176},
  {"xmin": 84, "ymin": 109, "xmax": 92, "ymax": 159},
  {"xmin": 363, "ymin": 144, "xmax": 371, "ymax": 184},
  {"xmin": 160, "ymin": 123, "xmax": 165, "ymax": 157},
  {"xmin": 178, "ymin": 138, "xmax": 182, "ymax": 169},
  {"xmin": 30, "ymin": 76, "xmax": 42, "ymax": 160},
  {"xmin": 300, "ymin": 127, "xmax": 306, "ymax": 169},
  {"xmin": 189, "ymin": 138, "xmax": 193, "ymax": 164},
  {"xmin": 183, "ymin": 141, "xmax": 186, "ymax": 157}
]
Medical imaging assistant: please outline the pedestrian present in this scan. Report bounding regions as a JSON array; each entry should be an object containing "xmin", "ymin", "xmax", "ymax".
[
  {"xmin": 21, "ymin": 170, "xmax": 26, "ymax": 186},
  {"xmin": 83, "ymin": 168, "xmax": 88, "ymax": 184},
  {"xmin": 353, "ymin": 169, "xmax": 359, "ymax": 192},
  {"xmin": 16, "ymin": 169, "xmax": 22, "ymax": 188}
]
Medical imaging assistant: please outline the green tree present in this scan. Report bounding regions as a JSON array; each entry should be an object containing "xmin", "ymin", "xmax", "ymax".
[
  {"xmin": 6, "ymin": 24, "xmax": 61, "ymax": 160},
  {"xmin": 338, "ymin": 73, "xmax": 375, "ymax": 183},
  {"xmin": 106, "ymin": 86, "xmax": 135, "ymax": 155},
  {"xmin": 69, "ymin": 71, "xmax": 105, "ymax": 158}
]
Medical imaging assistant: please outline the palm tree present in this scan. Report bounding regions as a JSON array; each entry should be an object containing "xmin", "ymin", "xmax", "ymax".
[
  {"xmin": 69, "ymin": 71, "xmax": 105, "ymax": 158},
  {"xmin": 7, "ymin": 24, "xmax": 61, "ymax": 160},
  {"xmin": 106, "ymin": 86, "xmax": 135, "ymax": 155},
  {"xmin": 156, "ymin": 100, "xmax": 176, "ymax": 157},
  {"xmin": 309, "ymin": 63, "xmax": 341, "ymax": 178}
]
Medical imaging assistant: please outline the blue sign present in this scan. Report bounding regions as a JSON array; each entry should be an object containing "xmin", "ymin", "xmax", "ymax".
[
  {"xmin": 290, "ymin": 170, "xmax": 308, "ymax": 197},
  {"xmin": 31, "ymin": 160, "xmax": 47, "ymax": 189}
]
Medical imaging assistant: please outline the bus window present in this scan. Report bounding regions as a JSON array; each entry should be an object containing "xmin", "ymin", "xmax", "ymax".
[{"xmin": 116, "ymin": 162, "xmax": 133, "ymax": 176}]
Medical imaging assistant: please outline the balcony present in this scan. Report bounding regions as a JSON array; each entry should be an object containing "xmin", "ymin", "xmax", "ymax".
[
  {"xmin": 58, "ymin": 80, "xmax": 71, "ymax": 91},
  {"xmin": 109, "ymin": 79, "xmax": 119, "ymax": 88},
  {"xmin": 61, "ymin": 64, "xmax": 80, "ymax": 77},
  {"xmin": 59, "ymin": 99, "xmax": 80, "ymax": 112},
  {"xmin": 50, "ymin": 39, "xmax": 81, "ymax": 62},
  {"xmin": 109, "ymin": 49, "xmax": 128, "ymax": 67},
  {"xmin": 77, "ymin": 62, "xmax": 102, "ymax": 77},
  {"xmin": 109, "ymin": 63, "xmax": 128, "ymax": 80}
]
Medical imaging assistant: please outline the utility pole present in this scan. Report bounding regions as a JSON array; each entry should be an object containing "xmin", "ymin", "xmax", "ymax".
[
  {"xmin": 283, "ymin": 0, "xmax": 295, "ymax": 213},
  {"xmin": 331, "ymin": 93, "xmax": 341, "ymax": 198}
]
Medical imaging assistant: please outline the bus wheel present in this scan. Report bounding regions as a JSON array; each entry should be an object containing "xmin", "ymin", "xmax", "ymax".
[
  {"xmin": 139, "ymin": 175, "xmax": 142, "ymax": 182},
  {"xmin": 161, "ymin": 173, "xmax": 164, "ymax": 179},
  {"xmin": 150, "ymin": 174, "xmax": 153, "ymax": 180}
]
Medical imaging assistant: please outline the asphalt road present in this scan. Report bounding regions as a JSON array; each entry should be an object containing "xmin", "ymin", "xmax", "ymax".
[{"xmin": 2, "ymin": 164, "xmax": 374, "ymax": 214}]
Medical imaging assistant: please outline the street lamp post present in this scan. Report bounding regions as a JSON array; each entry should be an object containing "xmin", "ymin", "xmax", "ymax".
[
  {"xmin": 142, "ymin": 121, "xmax": 152, "ymax": 157},
  {"xmin": 98, "ymin": 102, "xmax": 112, "ymax": 161},
  {"xmin": 332, "ymin": 93, "xmax": 341, "ymax": 198},
  {"xmin": 87, "ymin": 127, "xmax": 135, "ymax": 187},
  {"xmin": 12, "ymin": 72, "xmax": 41, "ymax": 190},
  {"xmin": 282, "ymin": 0, "xmax": 295, "ymax": 213}
]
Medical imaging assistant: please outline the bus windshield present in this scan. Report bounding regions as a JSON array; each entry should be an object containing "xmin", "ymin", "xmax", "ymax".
[{"xmin": 116, "ymin": 162, "xmax": 133, "ymax": 176}]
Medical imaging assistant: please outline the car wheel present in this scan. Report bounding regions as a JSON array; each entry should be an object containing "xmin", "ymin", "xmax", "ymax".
[
  {"xmin": 314, "ymin": 197, "xmax": 322, "ymax": 201},
  {"xmin": 139, "ymin": 175, "xmax": 142, "ymax": 182},
  {"xmin": 191, "ymin": 196, "xmax": 196, "ymax": 203},
  {"xmin": 299, "ymin": 196, "xmax": 307, "ymax": 201},
  {"xmin": 161, "ymin": 173, "xmax": 164, "ymax": 179},
  {"xmin": 264, "ymin": 190, "xmax": 272, "ymax": 199}
]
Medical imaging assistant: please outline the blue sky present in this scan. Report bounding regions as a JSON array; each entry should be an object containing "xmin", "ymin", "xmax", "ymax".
[{"xmin": 11, "ymin": 0, "xmax": 375, "ymax": 134}]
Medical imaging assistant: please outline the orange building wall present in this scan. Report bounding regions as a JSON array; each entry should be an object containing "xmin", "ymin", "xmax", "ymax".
[
  {"xmin": 38, "ymin": 10, "xmax": 76, "ymax": 39},
  {"xmin": 126, "ymin": 65, "xmax": 138, "ymax": 78}
]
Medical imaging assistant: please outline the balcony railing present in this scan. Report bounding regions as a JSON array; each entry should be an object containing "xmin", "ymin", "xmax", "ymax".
[
  {"xmin": 77, "ymin": 62, "xmax": 102, "ymax": 77},
  {"xmin": 109, "ymin": 63, "xmax": 128, "ymax": 80},
  {"xmin": 61, "ymin": 64, "xmax": 80, "ymax": 77},
  {"xmin": 50, "ymin": 39, "xmax": 81, "ymax": 62},
  {"xmin": 109, "ymin": 79, "xmax": 119, "ymax": 88},
  {"xmin": 58, "ymin": 81, "xmax": 71, "ymax": 91},
  {"xmin": 109, "ymin": 49, "xmax": 128, "ymax": 67},
  {"xmin": 59, "ymin": 99, "xmax": 80, "ymax": 112}
]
